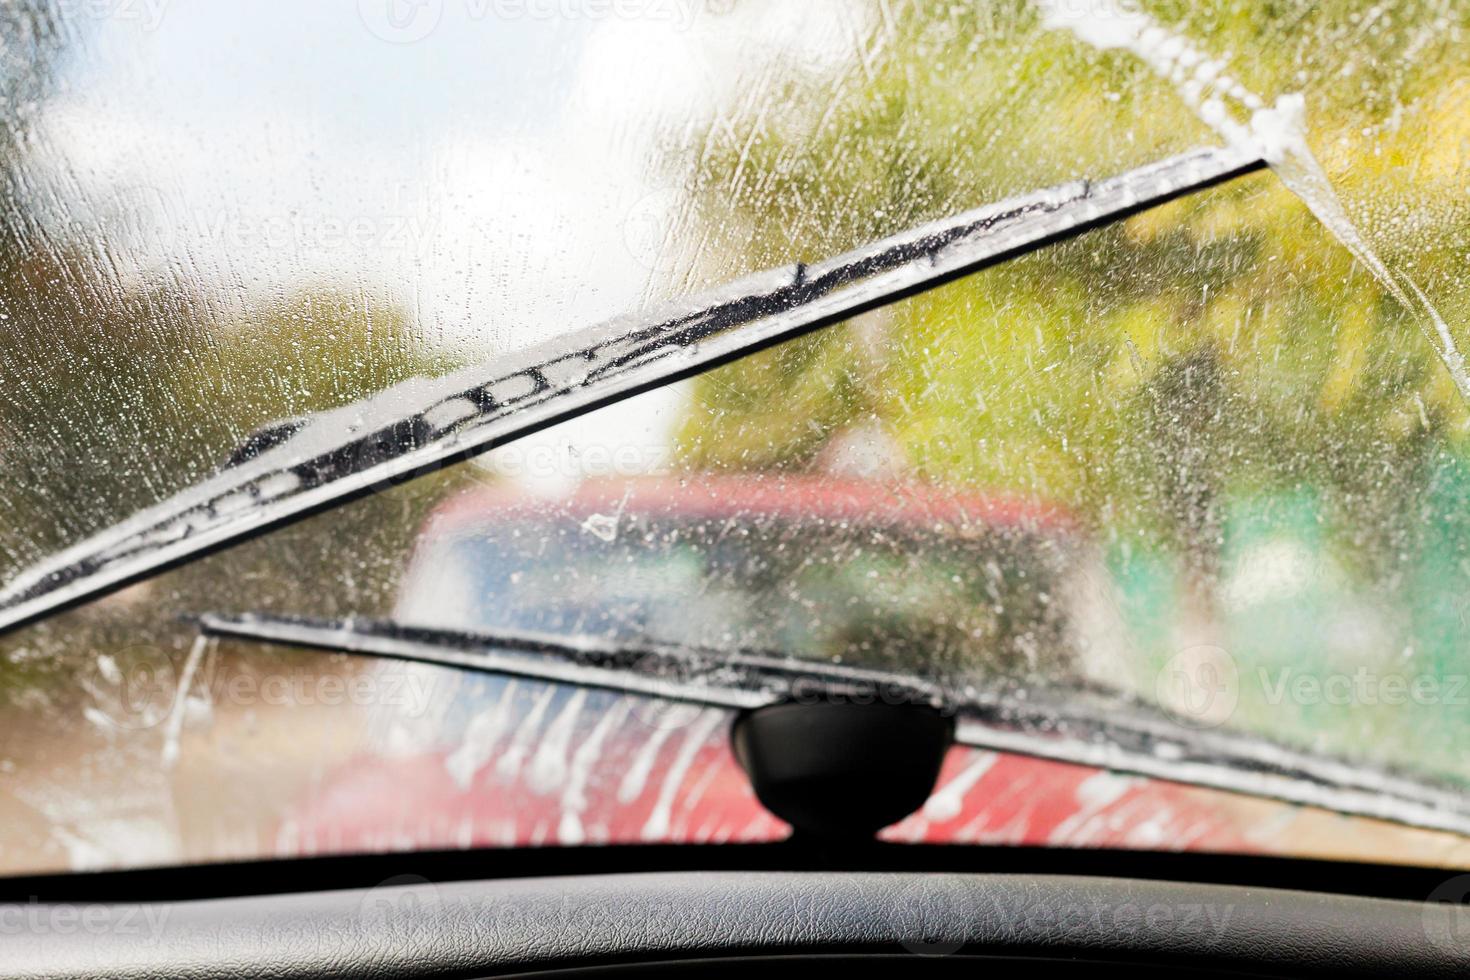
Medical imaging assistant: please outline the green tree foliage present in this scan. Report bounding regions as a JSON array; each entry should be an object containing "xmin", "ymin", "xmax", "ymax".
[
  {"xmin": 674, "ymin": 0, "xmax": 1470, "ymax": 562},
  {"xmin": 669, "ymin": 0, "xmax": 1470, "ymax": 770},
  {"xmin": 0, "ymin": 5, "xmax": 450, "ymax": 700}
]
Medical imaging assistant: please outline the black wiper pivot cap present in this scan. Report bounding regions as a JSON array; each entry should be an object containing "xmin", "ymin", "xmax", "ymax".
[{"xmin": 731, "ymin": 700, "xmax": 953, "ymax": 841}]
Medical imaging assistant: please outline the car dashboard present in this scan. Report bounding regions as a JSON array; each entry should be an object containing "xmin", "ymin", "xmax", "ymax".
[{"xmin": 5, "ymin": 867, "xmax": 1467, "ymax": 978}]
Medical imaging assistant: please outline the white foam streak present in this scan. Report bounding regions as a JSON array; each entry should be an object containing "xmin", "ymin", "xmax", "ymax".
[
  {"xmin": 160, "ymin": 634, "xmax": 210, "ymax": 769},
  {"xmin": 558, "ymin": 698, "xmax": 630, "ymax": 846},
  {"xmin": 1035, "ymin": 0, "xmax": 1470, "ymax": 401},
  {"xmin": 922, "ymin": 751, "xmax": 999, "ymax": 823},
  {"xmin": 527, "ymin": 689, "xmax": 588, "ymax": 795},
  {"xmin": 617, "ymin": 704, "xmax": 683, "ymax": 804},
  {"xmin": 640, "ymin": 708, "xmax": 724, "ymax": 842},
  {"xmin": 444, "ymin": 680, "xmax": 519, "ymax": 790},
  {"xmin": 495, "ymin": 685, "xmax": 556, "ymax": 784}
]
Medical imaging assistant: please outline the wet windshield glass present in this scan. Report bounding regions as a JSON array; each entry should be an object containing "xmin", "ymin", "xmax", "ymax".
[
  {"xmin": 3, "ymin": 0, "xmax": 1470, "ymax": 874},
  {"xmin": 393, "ymin": 483, "xmax": 1077, "ymax": 672}
]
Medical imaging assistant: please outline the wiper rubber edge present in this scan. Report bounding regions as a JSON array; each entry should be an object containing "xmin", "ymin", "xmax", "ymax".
[{"xmin": 195, "ymin": 610, "xmax": 1470, "ymax": 839}]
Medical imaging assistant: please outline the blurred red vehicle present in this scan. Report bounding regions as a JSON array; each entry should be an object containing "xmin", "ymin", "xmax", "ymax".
[{"xmin": 276, "ymin": 476, "xmax": 1313, "ymax": 858}]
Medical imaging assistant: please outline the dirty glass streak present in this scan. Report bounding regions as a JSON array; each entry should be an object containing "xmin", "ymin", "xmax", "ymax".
[{"xmin": 0, "ymin": 144, "xmax": 1264, "ymax": 636}]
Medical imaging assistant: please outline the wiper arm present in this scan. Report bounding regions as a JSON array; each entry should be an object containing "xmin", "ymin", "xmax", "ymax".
[
  {"xmin": 0, "ymin": 144, "xmax": 1265, "ymax": 636},
  {"xmin": 197, "ymin": 610, "xmax": 1470, "ymax": 838}
]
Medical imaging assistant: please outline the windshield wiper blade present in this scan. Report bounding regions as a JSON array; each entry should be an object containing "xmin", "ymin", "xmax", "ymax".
[
  {"xmin": 0, "ymin": 144, "xmax": 1265, "ymax": 636},
  {"xmin": 196, "ymin": 610, "xmax": 1470, "ymax": 838},
  {"xmin": 192, "ymin": 611, "xmax": 948, "ymax": 711}
]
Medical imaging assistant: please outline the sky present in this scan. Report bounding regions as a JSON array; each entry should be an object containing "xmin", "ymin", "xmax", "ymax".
[{"xmin": 26, "ymin": 0, "xmax": 870, "ymax": 491}]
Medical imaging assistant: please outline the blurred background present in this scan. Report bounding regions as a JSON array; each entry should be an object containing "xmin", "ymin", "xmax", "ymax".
[{"xmin": 2, "ymin": 0, "xmax": 1470, "ymax": 874}]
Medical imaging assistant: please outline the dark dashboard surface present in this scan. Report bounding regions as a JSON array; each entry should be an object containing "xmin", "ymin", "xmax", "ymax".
[{"xmin": 4, "ymin": 869, "xmax": 1467, "ymax": 979}]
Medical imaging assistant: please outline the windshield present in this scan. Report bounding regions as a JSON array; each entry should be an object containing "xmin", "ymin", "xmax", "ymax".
[
  {"xmin": 4, "ymin": 0, "xmax": 1470, "ymax": 875},
  {"xmin": 393, "ymin": 481, "xmax": 1084, "ymax": 674}
]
